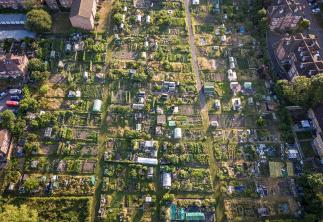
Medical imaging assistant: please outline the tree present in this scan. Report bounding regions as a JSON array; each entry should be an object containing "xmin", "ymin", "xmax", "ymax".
[
  {"xmin": 0, "ymin": 204, "xmax": 38, "ymax": 222},
  {"xmin": 26, "ymin": 9, "xmax": 52, "ymax": 33},
  {"xmin": 0, "ymin": 110, "xmax": 16, "ymax": 131},
  {"xmin": 24, "ymin": 176, "xmax": 39, "ymax": 191},
  {"xmin": 30, "ymin": 70, "xmax": 50, "ymax": 82},
  {"xmin": 28, "ymin": 58, "xmax": 46, "ymax": 72},
  {"xmin": 13, "ymin": 118, "xmax": 26, "ymax": 137},
  {"xmin": 299, "ymin": 19, "xmax": 310, "ymax": 29},
  {"xmin": 306, "ymin": 173, "xmax": 323, "ymax": 192},
  {"xmin": 113, "ymin": 13, "xmax": 123, "ymax": 25},
  {"xmin": 310, "ymin": 74, "xmax": 323, "ymax": 106}
]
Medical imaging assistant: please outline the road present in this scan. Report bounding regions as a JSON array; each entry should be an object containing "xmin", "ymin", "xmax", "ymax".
[{"xmin": 184, "ymin": 0, "xmax": 207, "ymax": 111}]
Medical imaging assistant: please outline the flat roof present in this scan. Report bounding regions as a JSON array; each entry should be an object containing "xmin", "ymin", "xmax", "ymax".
[
  {"xmin": 0, "ymin": 14, "xmax": 27, "ymax": 25},
  {"xmin": 0, "ymin": 30, "xmax": 35, "ymax": 40}
]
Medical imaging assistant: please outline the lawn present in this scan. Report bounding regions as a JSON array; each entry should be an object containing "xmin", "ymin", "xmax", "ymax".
[
  {"xmin": 51, "ymin": 12, "xmax": 74, "ymax": 34},
  {"xmin": 296, "ymin": 131, "xmax": 313, "ymax": 140},
  {"xmin": 300, "ymin": 141, "xmax": 316, "ymax": 158}
]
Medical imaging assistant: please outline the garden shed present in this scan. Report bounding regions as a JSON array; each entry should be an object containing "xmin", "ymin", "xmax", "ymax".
[
  {"xmin": 162, "ymin": 172, "xmax": 172, "ymax": 188},
  {"xmin": 228, "ymin": 69, "xmax": 237, "ymax": 81},
  {"xmin": 229, "ymin": 57, "xmax": 236, "ymax": 69},
  {"xmin": 232, "ymin": 98, "xmax": 241, "ymax": 111},
  {"xmin": 185, "ymin": 212, "xmax": 205, "ymax": 221},
  {"xmin": 93, "ymin": 99, "xmax": 102, "ymax": 112},
  {"xmin": 174, "ymin": 128, "xmax": 182, "ymax": 139},
  {"xmin": 137, "ymin": 157, "xmax": 158, "ymax": 165},
  {"xmin": 203, "ymin": 82, "xmax": 215, "ymax": 95}
]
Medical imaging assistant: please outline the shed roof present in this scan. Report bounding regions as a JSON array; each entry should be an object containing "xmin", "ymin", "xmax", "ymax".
[
  {"xmin": 93, "ymin": 99, "xmax": 102, "ymax": 112},
  {"xmin": 137, "ymin": 157, "xmax": 158, "ymax": 165}
]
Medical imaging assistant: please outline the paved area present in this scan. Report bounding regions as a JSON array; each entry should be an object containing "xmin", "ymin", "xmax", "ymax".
[{"xmin": 302, "ymin": 0, "xmax": 323, "ymax": 51}]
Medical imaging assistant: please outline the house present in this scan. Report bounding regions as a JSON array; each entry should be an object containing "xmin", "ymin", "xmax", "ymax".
[
  {"xmin": 162, "ymin": 172, "xmax": 171, "ymax": 188},
  {"xmin": 70, "ymin": 0, "xmax": 97, "ymax": 30},
  {"xmin": 0, "ymin": 54, "xmax": 28, "ymax": 78},
  {"xmin": 268, "ymin": 0, "xmax": 303, "ymax": 32},
  {"xmin": 203, "ymin": 82, "xmax": 215, "ymax": 95},
  {"xmin": 0, "ymin": 129, "xmax": 11, "ymax": 164},
  {"xmin": 274, "ymin": 33, "xmax": 323, "ymax": 79},
  {"xmin": 307, "ymin": 104, "xmax": 323, "ymax": 164}
]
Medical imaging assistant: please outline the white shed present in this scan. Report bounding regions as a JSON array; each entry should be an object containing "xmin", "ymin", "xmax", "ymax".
[
  {"xmin": 162, "ymin": 172, "xmax": 172, "ymax": 188},
  {"xmin": 192, "ymin": 0, "xmax": 200, "ymax": 5},
  {"xmin": 136, "ymin": 14, "xmax": 142, "ymax": 23},
  {"xmin": 228, "ymin": 69, "xmax": 237, "ymax": 81},
  {"xmin": 137, "ymin": 157, "xmax": 158, "ymax": 165},
  {"xmin": 93, "ymin": 99, "xmax": 102, "ymax": 112},
  {"xmin": 174, "ymin": 128, "xmax": 182, "ymax": 139},
  {"xmin": 146, "ymin": 15, "xmax": 151, "ymax": 24}
]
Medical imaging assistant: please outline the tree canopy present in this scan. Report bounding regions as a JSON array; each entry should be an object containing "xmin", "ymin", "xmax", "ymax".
[
  {"xmin": 26, "ymin": 9, "xmax": 52, "ymax": 33},
  {"xmin": 275, "ymin": 74, "xmax": 323, "ymax": 107},
  {"xmin": 0, "ymin": 204, "xmax": 38, "ymax": 222},
  {"xmin": 0, "ymin": 110, "xmax": 16, "ymax": 131}
]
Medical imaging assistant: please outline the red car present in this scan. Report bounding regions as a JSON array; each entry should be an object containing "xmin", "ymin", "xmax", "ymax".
[{"xmin": 6, "ymin": 100, "xmax": 19, "ymax": 107}]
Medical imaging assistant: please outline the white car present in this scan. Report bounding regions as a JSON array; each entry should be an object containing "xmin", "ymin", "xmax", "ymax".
[
  {"xmin": 312, "ymin": 8, "xmax": 320, "ymax": 13},
  {"xmin": 9, "ymin": 89, "xmax": 22, "ymax": 95}
]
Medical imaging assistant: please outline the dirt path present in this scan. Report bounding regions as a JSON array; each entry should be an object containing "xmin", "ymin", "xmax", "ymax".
[{"xmin": 184, "ymin": 0, "xmax": 207, "ymax": 112}]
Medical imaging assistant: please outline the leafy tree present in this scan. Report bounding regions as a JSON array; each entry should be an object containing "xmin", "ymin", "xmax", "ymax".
[
  {"xmin": 310, "ymin": 74, "xmax": 323, "ymax": 106},
  {"xmin": 26, "ymin": 9, "xmax": 52, "ymax": 33},
  {"xmin": 0, "ymin": 110, "xmax": 16, "ymax": 131},
  {"xmin": 24, "ymin": 176, "xmax": 39, "ymax": 191},
  {"xmin": 30, "ymin": 70, "xmax": 50, "ymax": 82},
  {"xmin": 299, "ymin": 19, "xmax": 310, "ymax": 29},
  {"xmin": 256, "ymin": 116, "xmax": 265, "ymax": 127},
  {"xmin": 0, "ymin": 204, "xmax": 38, "ymax": 222},
  {"xmin": 162, "ymin": 193, "xmax": 175, "ymax": 202},
  {"xmin": 28, "ymin": 58, "xmax": 46, "ymax": 72},
  {"xmin": 13, "ymin": 118, "xmax": 26, "ymax": 137},
  {"xmin": 113, "ymin": 13, "xmax": 123, "ymax": 25}
]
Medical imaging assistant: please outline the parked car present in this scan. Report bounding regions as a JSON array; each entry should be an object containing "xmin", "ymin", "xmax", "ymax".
[
  {"xmin": 10, "ymin": 96, "xmax": 21, "ymax": 101},
  {"xmin": 0, "ymin": 92, "xmax": 7, "ymax": 99},
  {"xmin": 9, "ymin": 89, "xmax": 22, "ymax": 95},
  {"xmin": 312, "ymin": 7, "xmax": 320, "ymax": 13},
  {"xmin": 6, "ymin": 100, "xmax": 19, "ymax": 107}
]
